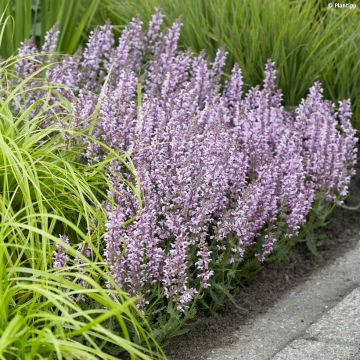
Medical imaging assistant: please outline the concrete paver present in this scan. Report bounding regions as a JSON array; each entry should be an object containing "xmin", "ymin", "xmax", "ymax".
[
  {"xmin": 306, "ymin": 287, "xmax": 360, "ymax": 346},
  {"xmin": 272, "ymin": 339, "xmax": 359, "ymax": 360}
]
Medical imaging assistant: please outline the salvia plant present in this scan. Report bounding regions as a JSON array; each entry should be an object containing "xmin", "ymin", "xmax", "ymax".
[{"xmin": 11, "ymin": 10, "xmax": 357, "ymax": 338}]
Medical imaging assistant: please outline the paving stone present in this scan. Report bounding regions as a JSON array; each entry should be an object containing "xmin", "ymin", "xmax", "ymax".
[
  {"xmin": 306, "ymin": 287, "xmax": 360, "ymax": 346},
  {"xmin": 272, "ymin": 339, "xmax": 359, "ymax": 360},
  {"xmin": 204, "ymin": 243, "xmax": 360, "ymax": 360}
]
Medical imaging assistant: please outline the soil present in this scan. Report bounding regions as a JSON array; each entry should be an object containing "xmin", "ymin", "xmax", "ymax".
[{"xmin": 165, "ymin": 175, "xmax": 360, "ymax": 360}]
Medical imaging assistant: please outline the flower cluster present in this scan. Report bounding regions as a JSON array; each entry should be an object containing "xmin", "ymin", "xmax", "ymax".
[
  {"xmin": 17, "ymin": 12, "xmax": 357, "ymax": 312},
  {"xmin": 52, "ymin": 235, "xmax": 92, "ymax": 301},
  {"xmin": 53, "ymin": 235, "xmax": 70, "ymax": 268}
]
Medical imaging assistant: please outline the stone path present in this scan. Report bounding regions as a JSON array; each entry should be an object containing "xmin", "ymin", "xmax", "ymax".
[
  {"xmin": 273, "ymin": 288, "xmax": 360, "ymax": 359},
  {"xmin": 206, "ymin": 236, "xmax": 360, "ymax": 360}
]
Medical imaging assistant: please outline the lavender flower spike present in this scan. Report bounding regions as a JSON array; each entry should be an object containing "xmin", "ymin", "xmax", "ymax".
[{"xmin": 53, "ymin": 235, "xmax": 70, "ymax": 268}]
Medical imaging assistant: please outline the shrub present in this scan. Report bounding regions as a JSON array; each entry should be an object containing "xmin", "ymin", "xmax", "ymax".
[{"xmin": 12, "ymin": 12, "xmax": 357, "ymax": 339}]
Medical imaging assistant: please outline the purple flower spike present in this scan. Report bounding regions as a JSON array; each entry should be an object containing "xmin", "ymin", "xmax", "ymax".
[{"xmin": 53, "ymin": 235, "xmax": 70, "ymax": 268}]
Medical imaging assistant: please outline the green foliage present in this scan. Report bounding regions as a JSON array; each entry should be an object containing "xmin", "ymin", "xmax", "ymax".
[
  {"xmin": 0, "ymin": 58, "xmax": 165, "ymax": 359},
  {"xmin": 0, "ymin": 71, "xmax": 103, "ymax": 268},
  {"xmin": 97, "ymin": 0, "xmax": 360, "ymax": 128},
  {"xmin": 0, "ymin": 0, "xmax": 99, "ymax": 57},
  {"xmin": 0, "ymin": 249, "xmax": 162, "ymax": 359},
  {"xmin": 267, "ymin": 199, "xmax": 336, "ymax": 262}
]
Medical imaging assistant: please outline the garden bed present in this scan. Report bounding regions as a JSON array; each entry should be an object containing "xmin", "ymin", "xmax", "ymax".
[{"xmin": 0, "ymin": 5, "xmax": 359, "ymax": 358}]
